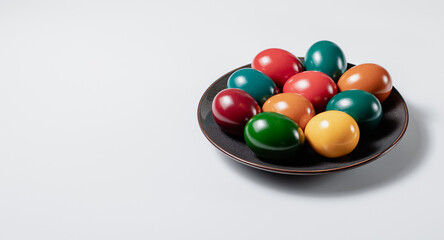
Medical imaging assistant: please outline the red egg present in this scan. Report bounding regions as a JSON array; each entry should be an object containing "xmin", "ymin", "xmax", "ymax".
[
  {"xmin": 283, "ymin": 71, "xmax": 338, "ymax": 112},
  {"xmin": 252, "ymin": 48, "xmax": 304, "ymax": 89},
  {"xmin": 212, "ymin": 88, "xmax": 261, "ymax": 136}
]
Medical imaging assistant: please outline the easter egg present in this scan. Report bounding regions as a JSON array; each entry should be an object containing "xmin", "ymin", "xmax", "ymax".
[
  {"xmin": 262, "ymin": 93, "xmax": 315, "ymax": 130},
  {"xmin": 212, "ymin": 88, "xmax": 261, "ymax": 136},
  {"xmin": 244, "ymin": 112, "xmax": 304, "ymax": 160},
  {"xmin": 252, "ymin": 48, "xmax": 304, "ymax": 89},
  {"xmin": 304, "ymin": 110, "xmax": 360, "ymax": 158},
  {"xmin": 227, "ymin": 68, "xmax": 279, "ymax": 106},
  {"xmin": 282, "ymin": 71, "xmax": 337, "ymax": 112},
  {"xmin": 305, "ymin": 40, "xmax": 347, "ymax": 81},
  {"xmin": 326, "ymin": 90, "xmax": 383, "ymax": 131},
  {"xmin": 337, "ymin": 63, "xmax": 392, "ymax": 102}
]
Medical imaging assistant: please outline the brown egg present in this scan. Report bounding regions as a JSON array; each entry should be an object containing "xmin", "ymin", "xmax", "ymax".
[
  {"xmin": 262, "ymin": 93, "xmax": 315, "ymax": 130},
  {"xmin": 337, "ymin": 63, "xmax": 392, "ymax": 102}
]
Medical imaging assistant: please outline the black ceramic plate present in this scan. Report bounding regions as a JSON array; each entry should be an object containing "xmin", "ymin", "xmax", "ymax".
[{"xmin": 198, "ymin": 61, "xmax": 409, "ymax": 175}]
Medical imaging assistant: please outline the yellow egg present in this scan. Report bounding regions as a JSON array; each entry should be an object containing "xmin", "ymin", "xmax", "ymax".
[{"xmin": 304, "ymin": 110, "xmax": 360, "ymax": 158}]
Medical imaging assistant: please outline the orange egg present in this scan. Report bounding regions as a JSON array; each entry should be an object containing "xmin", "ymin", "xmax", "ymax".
[
  {"xmin": 262, "ymin": 93, "xmax": 315, "ymax": 130},
  {"xmin": 337, "ymin": 63, "xmax": 392, "ymax": 102}
]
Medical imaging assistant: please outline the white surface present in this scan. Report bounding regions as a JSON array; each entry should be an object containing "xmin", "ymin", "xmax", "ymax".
[{"xmin": 0, "ymin": 0, "xmax": 443, "ymax": 239}]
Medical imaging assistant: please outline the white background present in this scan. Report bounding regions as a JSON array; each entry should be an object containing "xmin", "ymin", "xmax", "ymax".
[{"xmin": 0, "ymin": 0, "xmax": 443, "ymax": 239}]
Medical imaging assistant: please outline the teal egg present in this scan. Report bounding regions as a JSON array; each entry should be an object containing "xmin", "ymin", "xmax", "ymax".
[
  {"xmin": 326, "ymin": 90, "xmax": 383, "ymax": 131},
  {"xmin": 244, "ymin": 112, "xmax": 304, "ymax": 160},
  {"xmin": 305, "ymin": 40, "xmax": 347, "ymax": 81},
  {"xmin": 227, "ymin": 68, "xmax": 278, "ymax": 105}
]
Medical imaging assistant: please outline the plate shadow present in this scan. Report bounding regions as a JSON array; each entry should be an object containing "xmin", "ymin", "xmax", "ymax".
[{"xmin": 219, "ymin": 103, "xmax": 429, "ymax": 197}]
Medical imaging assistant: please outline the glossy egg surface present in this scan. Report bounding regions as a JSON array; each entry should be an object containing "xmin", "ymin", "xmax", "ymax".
[
  {"xmin": 305, "ymin": 40, "xmax": 347, "ymax": 81},
  {"xmin": 252, "ymin": 48, "xmax": 304, "ymax": 89},
  {"xmin": 304, "ymin": 110, "xmax": 360, "ymax": 158},
  {"xmin": 212, "ymin": 88, "xmax": 261, "ymax": 136},
  {"xmin": 227, "ymin": 68, "xmax": 278, "ymax": 105},
  {"xmin": 326, "ymin": 90, "xmax": 382, "ymax": 131},
  {"xmin": 262, "ymin": 93, "xmax": 315, "ymax": 130},
  {"xmin": 283, "ymin": 71, "xmax": 337, "ymax": 112},
  {"xmin": 244, "ymin": 112, "xmax": 304, "ymax": 160},
  {"xmin": 337, "ymin": 63, "xmax": 392, "ymax": 102}
]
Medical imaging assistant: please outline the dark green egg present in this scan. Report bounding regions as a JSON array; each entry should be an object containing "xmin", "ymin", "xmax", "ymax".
[
  {"xmin": 305, "ymin": 40, "xmax": 347, "ymax": 81},
  {"xmin": 326, "ymin": 90, "xmax": 382, "ymax": 131},
  {"xmin": 244, "ymin": 112, "xmax": 304, "ymax": 160}
]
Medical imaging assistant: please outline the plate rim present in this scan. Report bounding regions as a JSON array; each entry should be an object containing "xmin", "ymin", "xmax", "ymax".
[{"xmin": 197, "ymin": 63, "xmax": 409, "ymax": 175}]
